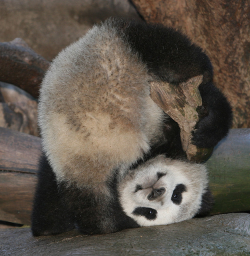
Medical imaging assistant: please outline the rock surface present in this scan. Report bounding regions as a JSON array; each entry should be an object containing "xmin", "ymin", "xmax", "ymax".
[
  {"xmin": 1, "ymin": 213, "xmax": 250, "ymax": 255},
  {"xmin": 0, "ymin": 0, "xmax": 141, "ymax": 60}
]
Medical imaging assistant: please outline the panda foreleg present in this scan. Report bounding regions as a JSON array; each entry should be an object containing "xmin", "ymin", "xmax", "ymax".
[
  {"xmin": 192, "ymin": 81, "xmax": 233, "ymax": 148},
  {"xmin": 55, "ymin": 183, "xmax": 112, "ymax": 235},
  {"xmin": 58, "ymin": 171, "xmax": 140, "ymax": 235},
  {"xmin": 73, "ymin": 203, "xmax": 118, "ymax": 235},
  {"xmin": 61, "ymin": 185, "xmax": 129, "ymax": 235},
  {"xmin": 72, "ymin": 198, "xmax": 139, "ymax": 235},
  {"xmin": 31, "ymin": 153, "xmax": 74, "ymax": 236}
]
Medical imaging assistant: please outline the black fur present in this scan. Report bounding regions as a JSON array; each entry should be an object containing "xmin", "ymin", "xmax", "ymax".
[
  {"xmin": 32, "ymin": 154, "xmax": 139, "ymax": 236},
  {"xmin": 115, "ymin": 20, "xmax": 213, "ymax": 84},
  {"xmin": 132, "ymin": 207, "xmax": 157, "ymax": 220},
  {"xmin": 114, "ymin": 19, "xmax": 232, "ymax": 149},
  {"xmin": 195, "ymin": 188, "xmax": 214, "ymax": 217},
  {"xmin": 171, "ymin": 184, "xmax": 186, "ymax": 205},
  {"xmin": 32, "ymin": 18, "xmax": 232, "ymax": 236},
  {"xmin": 31, "ymin": 154, "xmax": 74, "ymax": 236}
]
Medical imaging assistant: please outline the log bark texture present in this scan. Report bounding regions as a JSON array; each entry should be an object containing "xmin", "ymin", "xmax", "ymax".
[
  {"xmin": 0, "ymin": 127, "xmax": 41, "ymax": 173},
  {"xmin": 132, "ymin": 0, "xmax": 250, "ymax": 128},
  {"xmin": 0, "ymin": 82, "xmax": 39, "ymax": 136},
  {"xmin": 150, "ymin": 75, "xmax": 213, "ymax": 162},
  {"xmin": 0, "ymin": 38, "xmax": 50, "ymax": 98},
  {"xmin": 0, "ymin": 127, "xmax": 41, "ymax": 224}
]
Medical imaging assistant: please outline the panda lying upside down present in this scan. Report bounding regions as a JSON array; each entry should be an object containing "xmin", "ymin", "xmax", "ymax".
[{"xmin": 32, "ymin": 18, "xmax": 232, "ymax": 236}]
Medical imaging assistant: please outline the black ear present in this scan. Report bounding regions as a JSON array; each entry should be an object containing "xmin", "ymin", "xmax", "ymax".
[{"xmin": 195, "ymin": 188, "xmax": 214, "ymax": 217}]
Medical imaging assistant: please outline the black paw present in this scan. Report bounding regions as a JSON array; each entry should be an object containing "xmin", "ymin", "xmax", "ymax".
[
  {"xmin": 192, "ymin": 111, "xmax": 231, "ymax": 148},
  {"xmin": 31, "ymin": 221, "xmax": 74, "ymax": 236},
  {"xmin": 193, "ymin": 82, "xmax": 232, "ymax": 148}
]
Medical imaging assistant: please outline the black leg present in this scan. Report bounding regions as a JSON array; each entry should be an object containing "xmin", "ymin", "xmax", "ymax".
[
  {"xmin": 31, "ymin": 153, "xmax": 74, "ymax": 236},
  {"xmin": 192, "ymin": 82, "xmax": 232, "ymax": 148},
  {"xmin": 60, "ymin": 185, "xmax": 119, "ymax": 235},
  {"xmin": 59, "ymin": 173, "xmax": 139, "ymax": 235}
]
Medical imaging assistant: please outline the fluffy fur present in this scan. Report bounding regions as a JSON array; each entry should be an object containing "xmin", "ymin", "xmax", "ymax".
[{"xmin": 32, "ymin": 18, "xmax": 232, "ymax": 236}]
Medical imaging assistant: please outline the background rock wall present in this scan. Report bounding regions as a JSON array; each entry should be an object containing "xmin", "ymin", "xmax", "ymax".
[{"xmin": 0, "ymin": 0, "xmax": 141, "ymax": 60}]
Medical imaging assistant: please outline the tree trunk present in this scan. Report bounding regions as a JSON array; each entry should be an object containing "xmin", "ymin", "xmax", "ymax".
[{"xmin": 132, "ymin": 0, "xmax": 250, "ymax": 128}]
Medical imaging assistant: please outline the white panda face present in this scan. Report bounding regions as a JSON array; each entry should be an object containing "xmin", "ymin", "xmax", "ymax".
[{"xmin": 118, "ymin": 155, "xmax": 209, "ymax": 226}]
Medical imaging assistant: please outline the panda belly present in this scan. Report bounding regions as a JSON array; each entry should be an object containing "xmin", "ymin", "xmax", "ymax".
[{"xmin": 39, "ymin": 23, "xmax": 164, "ymax": 189}]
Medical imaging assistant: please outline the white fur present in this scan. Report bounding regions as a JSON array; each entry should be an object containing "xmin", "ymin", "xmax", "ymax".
[
  {"xmin": 119, "ymin": 155, "xmax": 208, "ymax": 226},
  {"xmin": 38, "ymin": 20, "xmax": 164, "ymax": 189}
]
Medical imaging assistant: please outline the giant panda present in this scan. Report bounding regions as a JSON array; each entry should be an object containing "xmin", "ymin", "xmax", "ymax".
[{"xmin": 31, "ymin": 18, "xmax": 232, "ymax": 236}]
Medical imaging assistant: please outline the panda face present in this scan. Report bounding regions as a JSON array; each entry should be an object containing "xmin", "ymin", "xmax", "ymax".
[{"xmin": 118, "ymin": 155, "xmax": 208, "ymax": 226}]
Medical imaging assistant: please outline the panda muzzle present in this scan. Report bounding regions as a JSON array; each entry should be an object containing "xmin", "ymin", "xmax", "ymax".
[{"xmin": 147, "ymin": 188, "xmax": 166, "ymax": 201}]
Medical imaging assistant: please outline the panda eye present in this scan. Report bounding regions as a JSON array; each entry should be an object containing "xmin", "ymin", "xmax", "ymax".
[
  {"xmin": 134, "ymin": 185, "xmax": 143, "ymax": 193},
  {"xmin": 171, "ymin": 184, "xmax": 186, "ymax": 205},
  {"xmin": 149, "ymin": 209, "xmax": 154, "ymax": 215},
  {"xmin": 173, "ymin": 193, "xmax": 178, "ymax": 198},
  {"xmin": 172, "ymin": 192, "xmax": 181, "ymax": 200}
]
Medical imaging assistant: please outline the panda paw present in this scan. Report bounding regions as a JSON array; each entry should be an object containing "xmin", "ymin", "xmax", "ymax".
[
  {"xmin": 191, "ymin": 81, "xmax": 233, "ymax": 149},
  {"xmin": 191, "ymin": 105, "xmax": 232, "ymax": 148}
]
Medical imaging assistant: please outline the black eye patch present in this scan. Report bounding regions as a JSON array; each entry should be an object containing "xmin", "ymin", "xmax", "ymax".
[
  {"xmin": 171, "ymin": 184, "xmax": 186, "ymax": 205},
  {"xmin": 132, "ymin": 207, "xmax": 157, "ymax": 220}
]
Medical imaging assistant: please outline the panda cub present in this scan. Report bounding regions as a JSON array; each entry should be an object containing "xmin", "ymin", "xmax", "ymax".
[{"xmin": 32, "ymin": 18, "xmax": 232, "ymax": 236}]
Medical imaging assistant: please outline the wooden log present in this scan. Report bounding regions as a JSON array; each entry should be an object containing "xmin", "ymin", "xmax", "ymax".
[
  {"xmin": 0, "ymin": 128, "xmax": 249, "ymax": 225},
  {"xmin": 0, "ymin": 82, "xmax": 39, "ymax": 136},
  {"xmin": 0, "ymin": 172, "xmax": 37, "ymax": 225},
  {"xmin": 0, "ymin": 38, "xmax": 50, "ymax": 98},
  {"xmin": 150, "ymin": 75, "xmax": 212, "ymax": 162},
  {"xmin": 207, "ymin": 128, "xmax": 250, "ymax": 215},
  {"xmin": 0, "ymin": 127, "xmax": 41, "ymax": 224},
  {"xmin": 0, "ymin": 127, "xmax": 41, "ymax": 173}
]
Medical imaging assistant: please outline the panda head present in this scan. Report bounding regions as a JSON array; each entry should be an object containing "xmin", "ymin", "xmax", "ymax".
[{"xmin": 118, "ymin": 155, "xmax": 212, "ymax": 226}]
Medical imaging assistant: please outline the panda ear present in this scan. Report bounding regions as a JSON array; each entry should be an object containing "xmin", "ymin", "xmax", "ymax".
[{"xmin": 195, "ymin": 188, "xmax": 214, "ymax": 217}]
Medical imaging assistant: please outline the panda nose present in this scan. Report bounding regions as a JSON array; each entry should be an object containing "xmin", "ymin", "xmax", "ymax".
[{"xmin": 147, "ymin": 188, "xmax": 166, "ymax": 201}]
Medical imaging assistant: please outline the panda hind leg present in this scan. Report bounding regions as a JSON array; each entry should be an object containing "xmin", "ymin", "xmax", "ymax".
[
  {"xmin": 31, "ymin": 153, "xmax": 74, "ymax": 236},
  {"xmin": 63, "ymin": 175, "xmax": 139, "ymax": 235}
]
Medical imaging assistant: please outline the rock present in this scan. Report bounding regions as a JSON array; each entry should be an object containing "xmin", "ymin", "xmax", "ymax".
[
  {"xmin": 0, "ymin": 213, "xmax": 249, "ymax": 255},
  {"xmin": 0, "ymin": 0, "xmax": 141, "ymax": 60}
]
